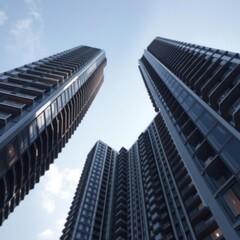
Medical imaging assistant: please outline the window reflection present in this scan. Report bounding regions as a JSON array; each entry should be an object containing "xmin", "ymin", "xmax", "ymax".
[
  {"xmin": 29, "ymin": 120, "xmax": 37, "ymax": 142},
  {"xmin": 188, "ymin": 102, "xmax": 204, "ymax": 120},
  {"xmin": 6, "ymin": 140, "xmax": 18, "ymax": 165},
  {"xmin": 209, "ymin": 124, "xmax": 230, "ymax": 148},
  {"xmin": 18, "ymin": 129, "xmax": 29, "ymax": 153},
  {"xmin": 45, "ymin": 106, "xmax": 51, "ymax": 125},
  {"xmin": 37, "ymin": 112, "xmax": 45, "ymax": 132},
  {"xmin": 221, "ymin": 138, "xmax": 240, "ymax": 170},
  {"xmin": 222, "ymin": 185, "xmax": 240, "ymax": 217},
  {"xmin": 197, "ymin": 111, "xmax": 216, "ymax": 134},
  {"xmin": 51, "ymin": 101, "xmax": 57, "ymax": 118},
  {"xmin": 57, "ymin": 96, "xmax": 62, "ymax": 111}
]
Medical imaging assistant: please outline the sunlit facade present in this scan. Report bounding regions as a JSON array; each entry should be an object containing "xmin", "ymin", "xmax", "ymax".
[
  {"xmin": 0, "ymin": 45, "xmax": 106, "ymax": 225},
  {"xmin": 139, "ymin": 36, "xmax": 240, "ymax": 239}
]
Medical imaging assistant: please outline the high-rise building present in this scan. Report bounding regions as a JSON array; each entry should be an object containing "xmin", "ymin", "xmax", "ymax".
[
  {"xmin": 61, "ymin": 141, "xmax": 118, "ymax": 240},
  {"xmin": 61, "ymin": 37, "xmax": 240, "ymax": 240},
  {"xmin": 0, "ymin": 45, "xmax": 106, "ymax": 225},
  {"xmin": 61, "ymin": 114, "xmax": 227, "ymax": 240},
  {"xmin": 139, "ymin": 37, "xmax": 240, "ymax": 239}
]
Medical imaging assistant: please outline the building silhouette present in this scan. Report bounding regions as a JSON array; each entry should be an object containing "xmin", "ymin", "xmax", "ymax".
[
  {"xmin": 0, "ymin": 45, "xmax": 106, "ymax": 225},
  {"xmin": 61, "ymin": 37, "xmax": 240, "ymax": 240}
]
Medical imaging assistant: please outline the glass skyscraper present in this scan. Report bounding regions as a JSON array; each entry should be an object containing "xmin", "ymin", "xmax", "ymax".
[
  {"xmin": 61, "ymin": 37, "xmax": 240, "ymax": 240},
  {"xmin": 139, "ymin": 37, "xmax": 240, "ymax": 239},
  {"xmin": 0, "ymin": 45, "xmax": 106, "ymax": 225}
]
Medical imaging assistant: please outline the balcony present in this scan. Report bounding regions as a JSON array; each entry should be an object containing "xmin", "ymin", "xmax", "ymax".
[
  {"xmin": 181, "ymin": 182, "xmax": 195, "ymax": 199},
  {"xmin": 195, "ymin": 216, "xmax": 218, "ymax": 239},
  {"xmin": 185, "ymin": 193, "xmax": 201, "ymax": 210},
  {"xmin": 195, "ymin": 140, "xmax": 216, "ymax": 167},
  {"xmin": 232, "ymin": 101, "xmax": 240, "ymax": 130},
  {"xmin": 190, "ymin": 206, "xmax": 211, "ymax": 224},
  {"xmin": 172, "ymin": 161, "xmax": 184, "ymax": 174},
  {"xmin": 178, "ymin": 174, "xmax": 191, "ymax": 189},
  {"xmin": 219, "ymin": 82, "xmax": 240, "ymax": 118},
  {"xmin": 175, "ymin": 167, "xmax": 187, "ymax": 180},
  {"xmin": 186, "ymin": 129, "xmax": 204, "ymax": 153}
]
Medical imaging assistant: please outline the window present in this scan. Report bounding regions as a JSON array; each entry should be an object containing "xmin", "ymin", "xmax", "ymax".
[
  {"xmin": 153, "ymin": 222, "xmax": 160, "ymax": 231},
  {"xmin": 51, "ymin": 100, "xmax": 57, "ymax": 118},
  {"xmin": 18, "ymin": 129, "xmax": 29, "ymax": 153},
  {"xmin": 221, "ymin": 138, "xmax": 240, "ymax": 170},
  {"xmin": 65, "ymin": 88, "xmax": 70, "ymax": 102},
  {"xmin": 37, "ymin": 112, "xmax": 45, "ymax": 132},
  {"xmin": 73, "ymin": 81, "xmax": 78, "ymax": 94},
  {"xmin": 57, "ymin": 96, "xmax": 62, "ymax": 111},
  {"xmin": 61, "ymin": 92, "xmax": 66, "ymax": 106},
  {"xmin": 6, "ymin": 139, "xmax": 18, "ymax": 165},
  {"xmin": 222, "ymin": 185, "xmax": 240, "ymax": 217},
  {"xmin": 29, "ymin": 120, "xmax": 37, "ymax": 142},
  {"xmin": 175, "ymin": 85, "xmax": 183, "ymax": 97},
  {"xmin": 189, "ymin": 102, "xmax": 204, "ymax": 120},
  {"xmin": 152, "ymin": 212, "xmax": 158, "ymax": 221},
  {"xmin": 210, "ymin": 228, "xmax": 222, "ymax": 240},
  {"xmin": 45, "ymin": 106, "xmax": 51, "ymax": 125},
  {"xmin": 197, "ymin": 111, "xmax": 216, "ymax": 134},
  {"xmin": 208, "ymin": 124, "xmax": 230, "ymax": 150},
  {"xmin": 182, "ymin": 95, "xmax": 195, "ymax": 111},
  {"xmin": 178, "ymin": 90, "xmax": 188, "ymax": 103}
]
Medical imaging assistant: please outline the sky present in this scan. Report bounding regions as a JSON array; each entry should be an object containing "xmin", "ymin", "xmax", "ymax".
[{"xmin": 0, "ymin": 0, "xmax": 240, "ymax": 239}]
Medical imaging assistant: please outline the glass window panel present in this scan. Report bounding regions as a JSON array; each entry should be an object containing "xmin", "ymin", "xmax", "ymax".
[
  {"xmin": 45, "ymin": 106, "xmax": 51, "ymax": 125},
  {"xmin": 57, "ymin": 96, "xmax": 62, "ymax": 111},
  {"xmin": 37, "ymin": 112, "xmax": 45, "ymax": 132},
  {"xmin": 78, "ymin": 77, "xmax": 82, "ymax": 87},
  {"xmin": 172, "ymin": 82, "xmax": 179, "ymax": 94},
  {"xmin": 6, "ymin": 139, "xmax": 18, "ymax": 165},
  {"xmin": 208, "ymin": 124, "xmax": 230, "ymax": 150},
  {"xmin": 69, "ymin": 84, "xmax": 74, "ymax": 96},
  {"xmin": 29, "ymin": 120, "xmax": 37, "ymax": 142},
  {"xmin": 74, "ymin": 81, "xmax": 78, "ymax": 93},
  {"xmin": 182, "ymin": 95, "xmax": 195, "ymax": 111},
  {"xmin": 221, "ymin": 138, "xmax": 240, "ymax": 170},
  {"xmin": 196, "ymin": 111, "xmax": 216, "ymax": 134},
  {"xmin": 18, "ymin": 129, "xmax": 29, "ymax": 153},
  {"xmin": 210, "ymin": 229, "xmax": 222, "ymax": 240},
  {"xmin": 65, "ymin": 89, "xmax": 69, "ymax": 101},
  {"xmin": 174, "ymin": 85, "xmax": 183, "ymax": 97},
  {"xmin": 178, "ymin": 89, "xmax": 188, "ymax": 103},
  {"xmin": 188, "ymin": 102, "xmax": 204, "ymax": 120},
  {"xmin": 61, "ymin": 92, "xmax": 66, "ymax": 106},
  {"xmin": 222, "ymin": 187, "xmax": 240, "ymax": 217},
  {"xmin": 51, "ymin": 100, "xmax": 57, "ymax": 118}
]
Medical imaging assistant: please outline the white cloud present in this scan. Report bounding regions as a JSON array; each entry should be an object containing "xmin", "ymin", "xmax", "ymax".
[
  {"xmin": 37, "ymin": 219, "xmax": 65, "ymax": 240},
  {"xmin": 56, "ymin": 218, "xmax": 66, "ymax": 231},
  {"xmin": 10, "ymin": 18, "xmax": 32, "ymax": 36},
  {"xmin": 0, "ymin": 10, "xmax": 7, "ymax": 26},
  {"xmin": 44, "ymin": 165, "xmax": 63, "ymax": 194},
  {"xmin": 37, "ymin": 229, "xmax": 56, "ymax": 240},
  {"xmin": 58, "ymin": 190, "xmax": 71, "ymax": 200},
  {"xmin": 40, "ymin": 194, "xmax": 55, "ymax": 214},
  {"xmin": 25, "ymin": 0, "xmax": 43, "ymax": 21},
  {"xmin": 5, "ymin": 0, "xmax": 45, "ymax": 67},
  {"xmin": 62, "ymin": 168, "xmax": 81, "ymax": 184},
  {"xmin": 38, "ymin": 166, "xmax": 81, "ymax": 214}
]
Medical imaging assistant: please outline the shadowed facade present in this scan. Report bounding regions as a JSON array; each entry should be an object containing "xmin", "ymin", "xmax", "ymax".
[{"xmin": 0, "ymin": 45, "xmax": 106, "ymax": 225}]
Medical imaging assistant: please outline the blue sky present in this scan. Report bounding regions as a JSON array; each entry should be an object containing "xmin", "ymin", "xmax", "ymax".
[{"xmin": 0, "ymin": 0, "xmax": 240, "ymax": 239}]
